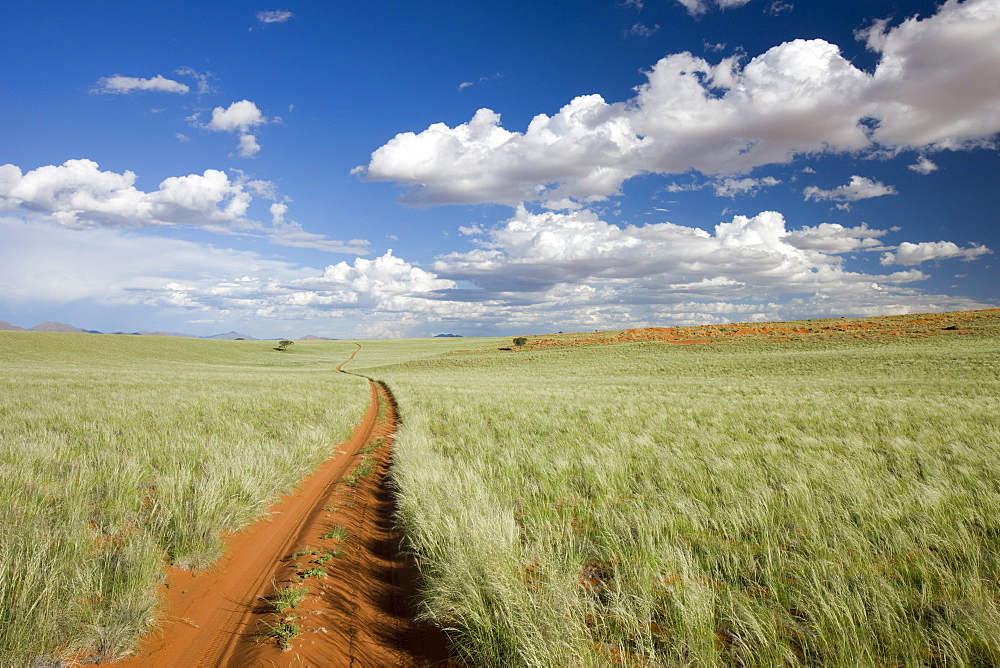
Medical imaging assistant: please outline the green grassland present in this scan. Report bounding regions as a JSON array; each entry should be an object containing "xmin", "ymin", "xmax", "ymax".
[
  {"xmin": 3, "ymin": 313, "xmax": 999, "ymax": 666},
  {"xmin": 0, "ymin": 333, "xmax": 369, "ymax": 664},
  {"xmin": 359, "ymin": 312, "xmax": 1000, "ymax": 666}
]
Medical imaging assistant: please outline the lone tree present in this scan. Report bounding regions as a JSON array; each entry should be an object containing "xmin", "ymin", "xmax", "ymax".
[
  {"xmin": 276, "ymin": 340, "xmax": 294, "ymax": 351},
  {"xmin": 513, "ymin": 336, "xmax": 528, "ymax": 347}
]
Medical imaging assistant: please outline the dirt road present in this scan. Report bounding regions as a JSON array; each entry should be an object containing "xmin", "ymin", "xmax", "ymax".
[{"xmin": 114, "ymin": 347, "xmax": 448, "ymax": 667}]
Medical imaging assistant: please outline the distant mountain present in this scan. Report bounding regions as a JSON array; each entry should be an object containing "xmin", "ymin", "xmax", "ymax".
[
  {"xmin": 1, "ymin": 320, "xmax": 278, "ymax": 340},
  {"xmin": 28, "ymin": 321, "xmax": 93, "ymax": 333},
  {"xmin": 203, "ymin": 331, "xmax": 258, "ymax": 341},
  {"xmin": 137, "ymin": 331, "xmax": 200, "ymax": 338},
  {"xmin": 434, "ymin": 333, "xmax": 463, "ymax": 337},
  {"xmin": 299, "ymin": 334, "xmax": 333, "ymax": 340}
]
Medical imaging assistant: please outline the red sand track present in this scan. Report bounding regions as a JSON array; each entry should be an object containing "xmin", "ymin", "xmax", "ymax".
[{"xmin": 113, "ymin": 348, "xmax": 448, "ymax": 667}]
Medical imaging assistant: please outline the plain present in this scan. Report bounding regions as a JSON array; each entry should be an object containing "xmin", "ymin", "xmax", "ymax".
[
  {"xmin": 2, "ymin": 311, "xmax": 999, "ymax": 666},
  {"xmin": 353, "ymin": 311, "xmax": 1000, "ymax": 666}
]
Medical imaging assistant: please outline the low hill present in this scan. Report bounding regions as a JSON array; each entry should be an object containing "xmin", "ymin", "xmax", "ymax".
[
  {"xmin": 203, "ymin": 331, "xmax": 258, "ymax": 341},
  {"xmin": 27, "ymin": 321, "xmax": 92, "ymax": 333}
]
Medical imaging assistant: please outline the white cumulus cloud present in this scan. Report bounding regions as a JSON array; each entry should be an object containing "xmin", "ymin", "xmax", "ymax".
[
  {"xmin": 908, "ymin": 155, "xmax": 939, "ymax": 174},
  {"xmin": 0, "ymin": 159, "xmax": 257, "ymax": 229},
  {"xmin": 3, "ymin": 207, "xmax": 992, "ymax": 337},
  {"xmin": 860, "ymin": 0, "xmax": 1000, "ymax": 149},
  {"xmin": 205, "ymin": 100, "xmax": 268, "ymax": 158},
  {"xmin": 237, "ymin": 133, "xmax": 261, "ymax": 158},
  {"xmin": 358, "ymin": 0, "xmax": 1000, "ymax": 208},
  {"xmin": 0, "ymin": 160, "xmax": 369, "ymax": 255},
  {"xmin": 208, "ymin": 100, "xmax": 266, "ymax": 132},
  {"xmin": 433, "ymin": 207, "xmax": 924, "ymax": 297}
]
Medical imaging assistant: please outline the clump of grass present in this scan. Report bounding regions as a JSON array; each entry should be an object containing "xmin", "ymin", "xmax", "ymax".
[
  {"xmin": 321, "ymin": 526, "xmax": 348, "ymax": 541},
  {"xmin": 264, "ymin": 584, "xmax": 308, "ymax": 613},
  {"xmin": 312, "ymin": 553, "xmax": 334, "ymax": 565},
  {"xmin": 262, "ymin": 618, "xmax": 301, "ymax": 650}
]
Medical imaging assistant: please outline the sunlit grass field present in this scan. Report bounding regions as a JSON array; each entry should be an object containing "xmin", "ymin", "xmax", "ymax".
[
  {"xmin": 0, "ymin": 333, "xmax": 369, "ymax": 664},
  {"xmin": 4, "ymin": 313, "xmax": 999, "ymax": 666},
  {"xmin": 356, "ymin": 311, "xmax": 1000, "ymax": 666}
]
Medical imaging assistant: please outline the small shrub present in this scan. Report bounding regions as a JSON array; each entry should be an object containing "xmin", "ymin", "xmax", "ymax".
[{"xmin": 513, "ymin": 337, "xmax": 528, "ymax": 347}]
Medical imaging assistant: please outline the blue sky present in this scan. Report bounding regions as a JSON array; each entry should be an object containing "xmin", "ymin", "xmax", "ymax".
[{"xmin": 1, "ymin": 0, "xmax": 997, "ymax": 337}]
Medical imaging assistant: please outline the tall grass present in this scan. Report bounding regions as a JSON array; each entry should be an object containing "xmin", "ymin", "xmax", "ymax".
[
  {"xmin": 371, "ymin": 317, "xmax": 1000, "ymax": 666},
  {"xmin": 0, "ymin": 333, "xmax": 369, "ymax": 664}
]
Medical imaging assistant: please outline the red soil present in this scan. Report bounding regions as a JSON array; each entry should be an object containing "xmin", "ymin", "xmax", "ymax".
[{"xmin": 112, "ymin": 350, "xmax": 448, "ymax": 667}]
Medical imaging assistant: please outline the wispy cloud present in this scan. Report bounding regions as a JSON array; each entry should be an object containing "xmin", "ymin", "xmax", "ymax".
[
  {"xmin": 175, "ymin": 67, "xmax": 213, "ymax": 94},
  {"xmin": 626, "ymin": 23, "xmax": 660, "ymax": 37},
  {"xmin": 665, "ymin": 175, "xmax": 781, "ymax": 197},
  {"xmin": 91, "ymin": 74, "xmax": 189, "ymax": 95},
  {"xmin": 803, "ymin": 176, "xmax": 897, "ymax": 208},
  {"xmin": 675, "ymin": 0, "xmax": 753, "ymax": 17},
  {"xmin": 256, "ymin": 10, "xmax": 293, "ymax": 24},
  {"xmin": 766, "ymin": 1, "xmax": 793, "ymax": 16},
  {"xmin": 881, "ymin": 241, "xmax": 991, "ymax": 266},
  {"xmin": 457, "ymin": 73, "xmax": 503, "ymax": 92}
]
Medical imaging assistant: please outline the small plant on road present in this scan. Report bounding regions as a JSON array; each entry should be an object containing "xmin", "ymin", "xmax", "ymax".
[
  {"xmin": 300, "ymin": 566, "xmax": 325, "ymax": 578},
  {"xmin": 321, "ymin": 526, "xmax": 347, "ymax": 541},
  {"xmin": 265, "ymin": 584, "xmax": 308, "ymax": 613},
  {"xmin": 263, "ymin": 618, "xmax": 300, "ymax": 650}
]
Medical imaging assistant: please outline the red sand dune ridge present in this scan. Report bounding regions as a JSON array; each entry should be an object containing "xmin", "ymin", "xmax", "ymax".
[{"xmin": 510, "ymin": 309, "xmax": 990, "ymax": 351}]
